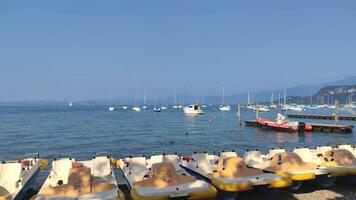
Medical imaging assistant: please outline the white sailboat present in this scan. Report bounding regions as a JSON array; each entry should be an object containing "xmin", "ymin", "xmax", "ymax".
[
  {"xmin": 153, "ymin": 96, "xmax": 161, "ymax": 112},
  {"xmin": 108, "ymin": 106, "xmax": 115, "ymax": 111},
  {"xmin": 69, "ymin": 101, "xmax": 72, "ymax": 107},
  {"xmin": 142, "ymin": 91, "xmax": 148, "ymax": 109},
  {"xmin": 132, "ymin": 93, "xmax": 141, "ymax": 112},
  {"xmin": 270, "ymin": 93, "xmax": 277, "ymax": 109},
  {"xmin": 172, "ymin": 90, "xmax": 178, "ymax": 109},
  {"xmin": 219, "ymin": 87, "xmax": 231, "ymax": 111}
]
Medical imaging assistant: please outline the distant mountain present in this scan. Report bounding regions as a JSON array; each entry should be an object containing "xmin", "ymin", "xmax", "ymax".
[{"xmin": 212, "ymin": 76, "xmax": 356, "ymax": 104}]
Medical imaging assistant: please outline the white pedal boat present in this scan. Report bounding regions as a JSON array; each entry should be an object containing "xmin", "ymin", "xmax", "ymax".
[
  {"xmin": 244, "ymin": 147, "xmax": 348, "ymax": 189},
  {"xmin": 180, "ymin": 151, "xmax": 291, "ymax": 199},
  {"xmin": 119, "ymin": 154, "xmax": 217, "ymax": 200},
  {"xmin": 36, "ymin": 154, "xmax": 124, "ymax": 200},
  {"xmin": 0, "ymin": 153, "xmax": 47, "ymax": 200}
]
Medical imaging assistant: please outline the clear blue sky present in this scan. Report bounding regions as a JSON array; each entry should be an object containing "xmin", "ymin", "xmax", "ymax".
[{"xmin": 1, "ymin": 1, "xmax": 356, "ymax": 101}]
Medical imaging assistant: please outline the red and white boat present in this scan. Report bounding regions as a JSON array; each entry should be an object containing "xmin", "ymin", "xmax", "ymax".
[{"xmin": 257, "ymin": 113, "xmax": 312, "ymax": 132}]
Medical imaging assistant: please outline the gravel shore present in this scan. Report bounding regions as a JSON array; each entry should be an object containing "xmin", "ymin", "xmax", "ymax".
[{"xmin": 236, "ymin": 180, "xmax": 356, "ymax": 200}]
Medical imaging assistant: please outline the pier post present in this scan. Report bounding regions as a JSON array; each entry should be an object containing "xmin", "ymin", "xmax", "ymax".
[
  {"xmin": 256, "ymin": 102, "xmax": 260, "ymax": 119},
  {"xmin": 334, "ymin": 100, "xmax": 339, "ymax": 125},
  {"xmin": 237, "ymin": 103, "xmax": 242, "ymax": 125}
]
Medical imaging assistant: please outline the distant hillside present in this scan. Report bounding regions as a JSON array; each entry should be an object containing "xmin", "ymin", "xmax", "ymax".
[{"xmin": 285, "ymin": 85, "xmax": 356, "ymax": 105}]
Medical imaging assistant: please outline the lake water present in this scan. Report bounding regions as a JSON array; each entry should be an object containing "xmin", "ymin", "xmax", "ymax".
[{"xmin": 0, "ymin": 105, "xmax": 354, "ymax": 161}]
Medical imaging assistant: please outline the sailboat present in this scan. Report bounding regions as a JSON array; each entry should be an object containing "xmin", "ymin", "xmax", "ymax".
[
  {"xmin": 132, "ymin": 93, "xmax": 141, "ymax": 112},
  {"xmin": 153, "ymin": 96, "xmax": 161, "ymax": 112},
  {"xmin": 108, "ymin": 106, "xmax": 115, "ymax": 111},
  {"xmin": 172, "ymin": 90, "xmax": 178, "ymax": 109},
  {"xmin": 270, "ymin": 93, "xmax": 277, "ymax": 109},
  {"xmin": 142, "ymin": 91, "xmax": 148, "ymax": 109},
  {"xmin": 219, "ymin": 87, "xmax": 231, "ymax": 111},
  {"xmin": 69, "ymin": 101, "xmax": 72, "ymax": 107}
]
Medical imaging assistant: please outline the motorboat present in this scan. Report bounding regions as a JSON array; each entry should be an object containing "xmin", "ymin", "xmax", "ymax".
[
  {"xmin": 180, "ymin": 151, "xmax": 291, "ymax": 199},
  {"xmin": 119, "ymin": 154, "xmax": 217, "ymax": 200},
  {"xmin": 247, "ymin": 105, "xmax": 270, "ymax": 112},
  {"xmin": 0, "ymin": 154, "xmax": 47, "ymax": 200},
  {"xmin": 257, "ymin": 113, "xmax": 312, "ymax": 132},
  {"xmin": 108, "ymin": 106, "xmax": 115, "ymax": 112},
  {"xmin": 132, "ymin": 106, "xmax": 141, "ymax": 112},
  {"xmin": 122, "ymin": 105, "xmax": 128, "ymax": 110},
  {"xmin": 243, "ymin": 146, "xmax": 348, "ymax": 189},
  {"xmin": 183, "ymin": 104, "xmax": 204, "ymax": 115},
  {"xmin": 219, "ymin": 105, "xmax": 231, "ymax": 111},
  {"xmin": 36, "ymin": 153, "xmax": 124, "ymax": 200},
  {"xmin": 153, "ymin": 107, "xmax": 161, "ymax": 112}
]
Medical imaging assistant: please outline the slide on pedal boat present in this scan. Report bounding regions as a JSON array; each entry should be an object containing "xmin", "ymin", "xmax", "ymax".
[
  {"xmin": 257, "ymin": 113, "xmax": 312, "ymax": 132},
  {"xmin": 244, "ymin": 148, "xmax": 318, "ymax": 181},
  {"xmin": 119, "ymin": 154, "xmax": 216, "ymax": 200},
  {"xmin": 0, "ymin": 153, "xmax": 47, "ymax": 200},
  {"xmin": 316, "ymin": 145, "xmax": 356, "ymax": 176},
  {"xmin": 36, "ymin": 153, "xmax": 124, "ymax": 200},
  {"xmin": 180, "ymin": 151, "xmax": 291, "ymax": 199}
]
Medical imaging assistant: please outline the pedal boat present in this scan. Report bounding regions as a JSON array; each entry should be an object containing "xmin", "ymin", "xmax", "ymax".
[
  {"xmin": 0, "ymin": 153, "xmax": 47, "ymax": 200},
  {"xmin": 180, "ymin": 151, "xmax": 291, "ymax": 199},
  {"xmin": 244, "ymin": 147, "xmax": 343, "ymax": 189},
  {"xmin": 36, "ymin": 154, "xmax": 124, "ymax": 200},
  {"xmin": 119, "ymin": 154, "xmax": 217, "ymax": 200}
]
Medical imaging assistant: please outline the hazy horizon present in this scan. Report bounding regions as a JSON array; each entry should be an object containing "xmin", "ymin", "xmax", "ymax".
[{"xmin": 1, "ymin": 1, "xmax": 356, "ymax": 101}]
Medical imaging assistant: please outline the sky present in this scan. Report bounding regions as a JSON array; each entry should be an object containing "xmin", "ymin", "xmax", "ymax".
[{"xmin": 0, "ymin": 1, "xmax": 356, "ymax": 101}]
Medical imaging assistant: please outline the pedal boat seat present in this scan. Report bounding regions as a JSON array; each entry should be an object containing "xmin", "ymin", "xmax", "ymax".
[
  {"xmin": 0, "ymin": 186, "xmax": 11, "ymax": 200},
  {"xmin": 39, "ymin": 166, "xmax": 115, "ymax": 197},
  {"xmin": 213, "ymin": 157, "xmax": 263, "ymax": 179},
  {"xmin": 133, "ymin": 163, "xmax": 196, "ymax": 188}
]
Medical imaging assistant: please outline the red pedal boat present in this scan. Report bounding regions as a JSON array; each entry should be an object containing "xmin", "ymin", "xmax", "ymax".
[{"xmin": 257, "ymin": 113, "xmax": 312, "ymax": 132}]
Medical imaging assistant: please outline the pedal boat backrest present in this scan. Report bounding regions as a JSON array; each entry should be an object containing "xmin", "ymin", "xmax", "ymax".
[
  {"xmin": 147, "ymin": 155, "xmax": 163, "ymax": 168},
  {"xmin": 92, "ymin": 156, "xmax": 111, "ymax": 177},
  {"xmin": 267, "ymin": 149, "xmax": 286, "ymax": 159},
  {"xmin": 193, "ymin": 153, "xmax": 213, "ymax": 175},
  {"xmin": 125, "ymin": 157, "xmax": 149, "ymax": 183},
  {"xmin": 50, "ymin": 158, "xmax": 72, "ymax": 186},
  {"xmin": 293, "ymin": 148, "xmax": 320, "ymax": 164},
  {"xmin": 220, "ymin": 152, "xmax": 238, "ymax": 159},
  {"xmin": 163, "ymin": 155, "xmax": 182, "ymax": 172},
  {"xmin": 338, "ymin": 144, "xmax": 356, "ymax": 157},
  {"xmin": 213, "ymin": 157, "xmax": 263, "ymax": 179},
  {"xmin": 0, "ymin": 162, "xmax": 22, "ymax": 194},
  {"xmin": 243, "ymin": 150, "xmax": 269, "ymax": 169}
]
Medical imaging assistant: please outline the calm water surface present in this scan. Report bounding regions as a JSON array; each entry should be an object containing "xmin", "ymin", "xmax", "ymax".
[{"xmin": 0, "ymin": 105, "xmax": 354, "ymax": 161}]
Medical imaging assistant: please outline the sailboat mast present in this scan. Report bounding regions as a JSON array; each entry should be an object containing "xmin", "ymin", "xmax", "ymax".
[
  {"xmin": 247, "ymin": 91, "xmax": 250, "ymax": 105},
  {"xmin": 283, "ymin": 90, "xmax": 286, "ymax": 105},
  {"xmin": 222, "ymin": 87, "xmax": 225, "ymax": 105},
  {"xmin": 184, "ymin": 86, "xmax": 187, "ymax": 106}
]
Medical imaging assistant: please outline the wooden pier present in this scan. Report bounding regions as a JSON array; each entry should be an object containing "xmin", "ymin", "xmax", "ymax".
[
  {"xmin": 244, "ymin": 120, "xmax": 353, "ymax": 133},
  {"xmin": 287, "ymin": 114, "xmax": 356, "ymax": 121}
]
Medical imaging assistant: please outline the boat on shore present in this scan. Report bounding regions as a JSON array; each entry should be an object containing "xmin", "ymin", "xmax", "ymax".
[
  {"xmin": 0, "ymin": 154, "xmax": 47, "ymax": 200},
  {"xmin": 36, "ymin": 153, "xmax": 124, "ymax": 200},
  {"xmin": 119, "ymin": 154, "xmax": 217, "ymax": 200},
  {"xmin": 180, "ymin": 151, "xmax": 291, "ymax": 199}
]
